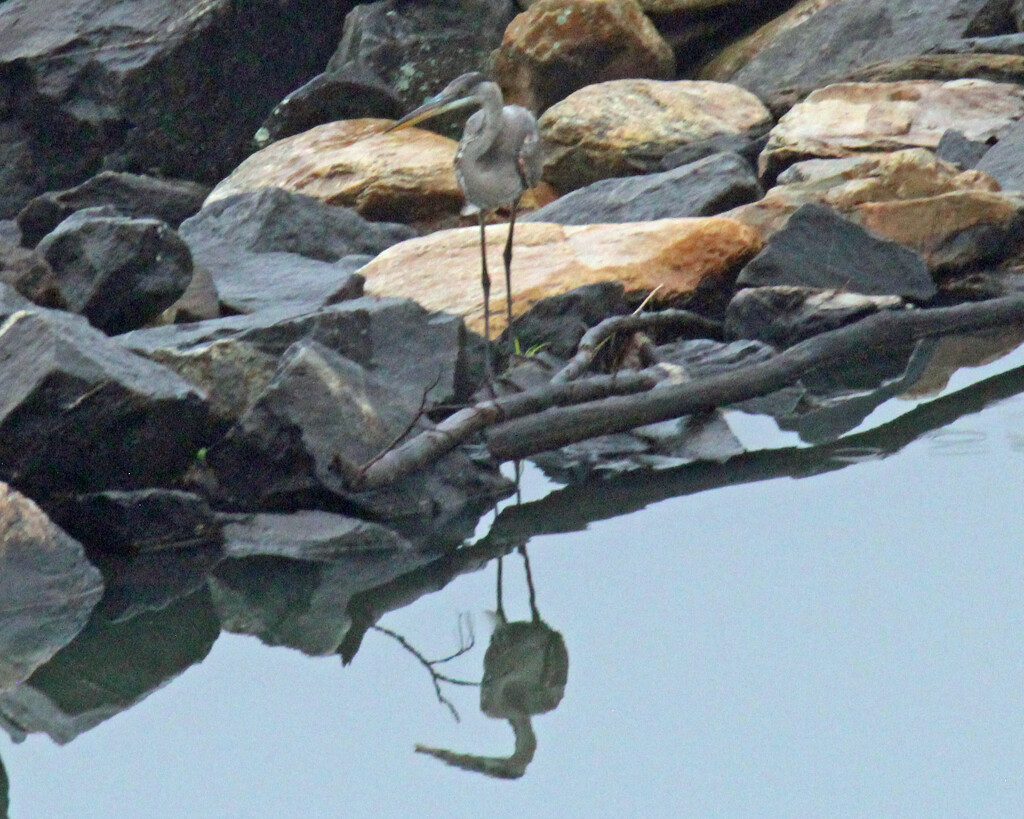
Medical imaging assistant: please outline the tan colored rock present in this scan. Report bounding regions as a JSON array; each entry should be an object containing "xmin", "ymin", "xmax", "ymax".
[
  {"xmin": 700, "ymin": 0, "xmax": 843, "ymax": 82},
  {"xmin": 495, "ymin": 0, "xmax": 675, "ymax": 114},
  {"xmin": 727, "ymin": 148, "xmax": 1024, "ymax": 270},
  {"xmin": 539, "ymin": 79, "xmax": 772, "ymax": 192},
  {"xmin": 205, "ymin": 119, "xmax": 464, "ymax": 221},
  {"xmin": 358, "ymin": 217, "xmax": 761, "ymax": 334},
  {"xmin": 855, "ymin": 191, "xmax": 1024, "ymax": 268},
  {"xmin": 760, "ymin": 80, "xmax": 1024, "ymax": 178}
]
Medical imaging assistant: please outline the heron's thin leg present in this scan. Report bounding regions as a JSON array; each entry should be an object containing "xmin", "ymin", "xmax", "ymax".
[
  {"xmin": 479, "ymin": 211, "xmax": 493, "ymax": 380},
  {"xmin": 503, "ymin": 199, "xmax": 519, "ymax": 358},
  {"xmin": 496, "ymin": 556, "xmax": 506, "ymax": 623},
  {"xmin": 518, "ymin": 545, "xmax": 540, "ymax": 622}
]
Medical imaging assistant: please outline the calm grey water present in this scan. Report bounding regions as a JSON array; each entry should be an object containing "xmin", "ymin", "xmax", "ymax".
[{"xmin": 3, "ymin": 343, "xmax": 1024, "ymax": 818}]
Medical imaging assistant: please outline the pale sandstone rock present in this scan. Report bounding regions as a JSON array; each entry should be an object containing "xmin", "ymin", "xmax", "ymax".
[
  {"xmin": 760, "ymin": 80, "xmax": 1024, "ymax": 178},
  {"xmin": 205, "ymin": 119, "xmax": 464, "ymax": 221},
  {"xmin": 495, "ymin": 0, "xmax": 675, "ymax": 114},
  {"xmin": 539, "ymin": 79, "xmax": 772, "ymax": 192},
  {"xmin": 357, "ymin": 217, "xmax": 761, "ymax": 333}
]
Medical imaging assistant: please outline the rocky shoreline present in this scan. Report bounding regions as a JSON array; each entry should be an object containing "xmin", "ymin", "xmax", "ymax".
[{"xmin": 2, "ymin": 0, "xmax": 1024, "ymax": 726}]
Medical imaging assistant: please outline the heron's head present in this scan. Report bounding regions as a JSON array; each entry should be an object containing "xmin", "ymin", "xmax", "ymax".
[{"xmin": 386, "ymin": 72, "xmax": 496, "ymax": 133}]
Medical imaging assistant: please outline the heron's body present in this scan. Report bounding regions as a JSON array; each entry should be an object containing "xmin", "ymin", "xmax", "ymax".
[
  {"xmin": 387, "ymin": 73, "xmax": 542, "ymax": 378},
  {"xmin": 456, "ymin": 102, "xmax": 542, "ymax": 213}
]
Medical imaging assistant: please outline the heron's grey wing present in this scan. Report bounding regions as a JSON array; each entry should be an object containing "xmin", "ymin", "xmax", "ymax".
[{"xmin": 509, "ymin": 107, "xmax": 543, "ymax": 190}]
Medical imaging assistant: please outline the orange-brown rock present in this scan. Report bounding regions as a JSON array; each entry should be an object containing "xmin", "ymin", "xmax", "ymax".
[
  {"xmin": 494, "ymin": 0, "xmax": 675, "ymax": 114},
  {"xmin": 539, "ymin": 79, "xmax": 772, "ymax": 192},
  {"xmin": 761, "ymin": 80, "xmax": 1024, "ymax": 178},
  {"xmin": 727, "ymin": 149, "xmax": 1024, "ymax": 270},
  {"xmin": 205, "ymin": 119, "xmax": 464, "ymax": 222},
  {"xmin": 357, "ymin": 217, "xmax": 761, "ymax": 334},
  {"xmin": 699, "ymin": 0, "xmax": 843, "ymax": 83}
]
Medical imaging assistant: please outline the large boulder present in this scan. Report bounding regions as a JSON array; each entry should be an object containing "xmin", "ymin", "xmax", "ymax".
[
  {"xmin": 727, "ymin": 0, "xmax": 1005, "ymax": 106},
  {"xmin": 0, "ymin": 306, "xmax": 211, "ymax": 497},
  {"xmin": 759, "ymin": 80, "xmax": 1024, "ymax": 179},
  {"xmin": 0, "ymin": 0, "xmax": 354, "ymax": 216},
  {"xmin": 357, "ymin": 216, "xmax": 762, "ymax": 334},
  {"xmin": 36, "ymin": 210, "xmax": 194, "ymax": 334},
  {"xmin": 539, "ymin": 79, "xmax": 772, "ymax": 192},
  {"xmin": 204, "ymin": 119, "xmax": 465, "ymax": 222},
  {"xmin": 493, "ymin": 0, "xmax": 675, "ymax": 114}
]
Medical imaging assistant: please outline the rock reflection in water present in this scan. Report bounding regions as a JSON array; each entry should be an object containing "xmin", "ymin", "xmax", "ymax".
[{"xmin": 416, "ymin": 548, "xmax": 569, "ymax": 779}]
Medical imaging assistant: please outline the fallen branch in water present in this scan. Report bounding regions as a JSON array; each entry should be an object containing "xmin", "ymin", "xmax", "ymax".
[
  {"xmin": 355, "ymin": 295, "xmax": 1024, "ymax": 487},
  {"xmin": 486, "ymin": 296, "xmax": 1024, "ymax": 460}
]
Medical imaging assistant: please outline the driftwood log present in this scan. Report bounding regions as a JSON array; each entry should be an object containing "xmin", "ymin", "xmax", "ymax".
[{"xmin": 356, "ymin": 295, "xmax": 1024, "ymax": 489}]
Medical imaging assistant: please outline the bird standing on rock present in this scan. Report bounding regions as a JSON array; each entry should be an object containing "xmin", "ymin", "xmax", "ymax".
[{"xmin": 386, "ymin": 72, "xmax": 543, "ymax": 378}]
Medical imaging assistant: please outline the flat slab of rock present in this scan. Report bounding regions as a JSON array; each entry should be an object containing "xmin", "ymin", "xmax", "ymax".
[
  {"xmin": 977, "ymin": 118, "xmax": 1024, "ymax": 192},
  {"xmin": 179, "ymin": 187, "xmax": 414, "ymax": 262},
  {"xmin": 0, "ymin": 481, "xmax": 103, "ymax": 690},
  {"xmin": 736, "ymin": 203, "xmax": 936, "ymax": 300},
  {"xmin": 204, "ymin": 119, "xmax": 464, "ymax": 222},
  {"xmin": 538, "ymin": 79, "xmax": 772, "ymax": 191},
  {"xmin": 525, "ymin": 151, "xmax": 762, "ymax": 224},
  {"xmin": 494, "ymin": 0, "xmax": 675, "ymax": 113},
  {"xmin": 760, "ymin": 80, "xmax": 1024, "ymax": 178},
  {"xmin": 357, "ymin": 217, "xmax": 762, "ymax": 333}
]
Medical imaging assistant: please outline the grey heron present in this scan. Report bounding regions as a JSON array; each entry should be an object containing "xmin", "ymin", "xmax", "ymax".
[{"xmin": 386, "ymin": 72, "xmax": 543, "ymax": 377}]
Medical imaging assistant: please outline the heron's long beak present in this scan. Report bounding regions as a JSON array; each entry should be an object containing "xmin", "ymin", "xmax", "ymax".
[{"xmin": 385, "ymin": 93, "xmax": 476, "ymax": 133}]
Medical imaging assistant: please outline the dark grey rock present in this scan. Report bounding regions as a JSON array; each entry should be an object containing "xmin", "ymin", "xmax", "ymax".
[
  {"xmin": 0, "ymin": 0, "xmax": 350, "ymax": 215},
  {"xmin": 501, "ymin": 282, "xmax": 629, "ymax": 360},
  {"xmin": 0, "ymin": 281, "xmax": 32, "ymax": 317},
  {"xmin": 120, "ymin": 296, "xmax": 469, "ymax": 420},
  {"xmin": 0, "ymin": 237, "xmax": 64, "ymax": 307},
  {"xmin": 0, "ymin": 220, "xmax": 19, "ymax": 245},
  {"xmin": 178, "ymin": 187, "xmax": 414, "ymax": 262},
  {"xmin": 204, "ymin": 339, "xmax": 510, "ymax": 520},
  {"xmin": 37, "ymin": 210, "xmax": 194, "ymax": 334},
  {"xmin": 729, "ymin": 0, "xmax": 999, "ymax": 104},
  {"xmin": 0, "ymin": 588, "xmax": 220, "ymax": 744},
  {"xmin": 16, "ymin": 172, "xmax": 209, "ymax": 248},
  {"xmin": 525, "ymin": 153, "xmax": 763, "ymax": 225},
  {"xmin": 254, "ymin": 65, "xmax": 403, "ymax": 149},
  {"xmin": 209, "ymin": 510, "xmax": 432, "ymax": 656},
  {"xmin": 735, "ymin": 203, "xmax": 937, "ymax": 301},
  {"xmin": 0, "ymin": 481, "xmax": 104, "ymax": 690},
  {"xmin": 935, "ymin": 129, "xmax": 992, "ymax": 170},
  {"xmin": 976, "ymin": 118, "xmax": 1024, "ymax": 191},
  {"xmin": 47, "ymin": 489, "xmax": 221, "ymax": 554},
  {"xmin": 187, "ymin": 241, "xmax": 365, "ymax": 316},
  {"xmin": 330, "ymin": 0, "xmax": 515, "ymax": 135},
  {"xmin": 0, "ymin": 307, "xmax": 211, "ymax": 497},
  {"xmin": 660, "ymin": 132, "xmax": 770, "ymax": 171},
  {"xmin": 725, "ymin": 286, "xmax": 906, "ymax": 348},
  {"xmin": 1015, "ymin": 0, "xmax": 1024, "ymax": 30}
]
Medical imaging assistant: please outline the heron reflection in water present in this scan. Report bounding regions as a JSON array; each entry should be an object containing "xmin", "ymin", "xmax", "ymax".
[
  {"xmin": 415, "ymin": 546, "xmax": 568, "ymax": 779},
  {"xmin": 386, "ymin": 72, "xmax": 543, "ymax": 378}
]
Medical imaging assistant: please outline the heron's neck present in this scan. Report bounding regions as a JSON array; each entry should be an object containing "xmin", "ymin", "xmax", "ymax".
[{"xmin": 473, "ymin": 81, "xmax": 505, "ymax": 155}]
